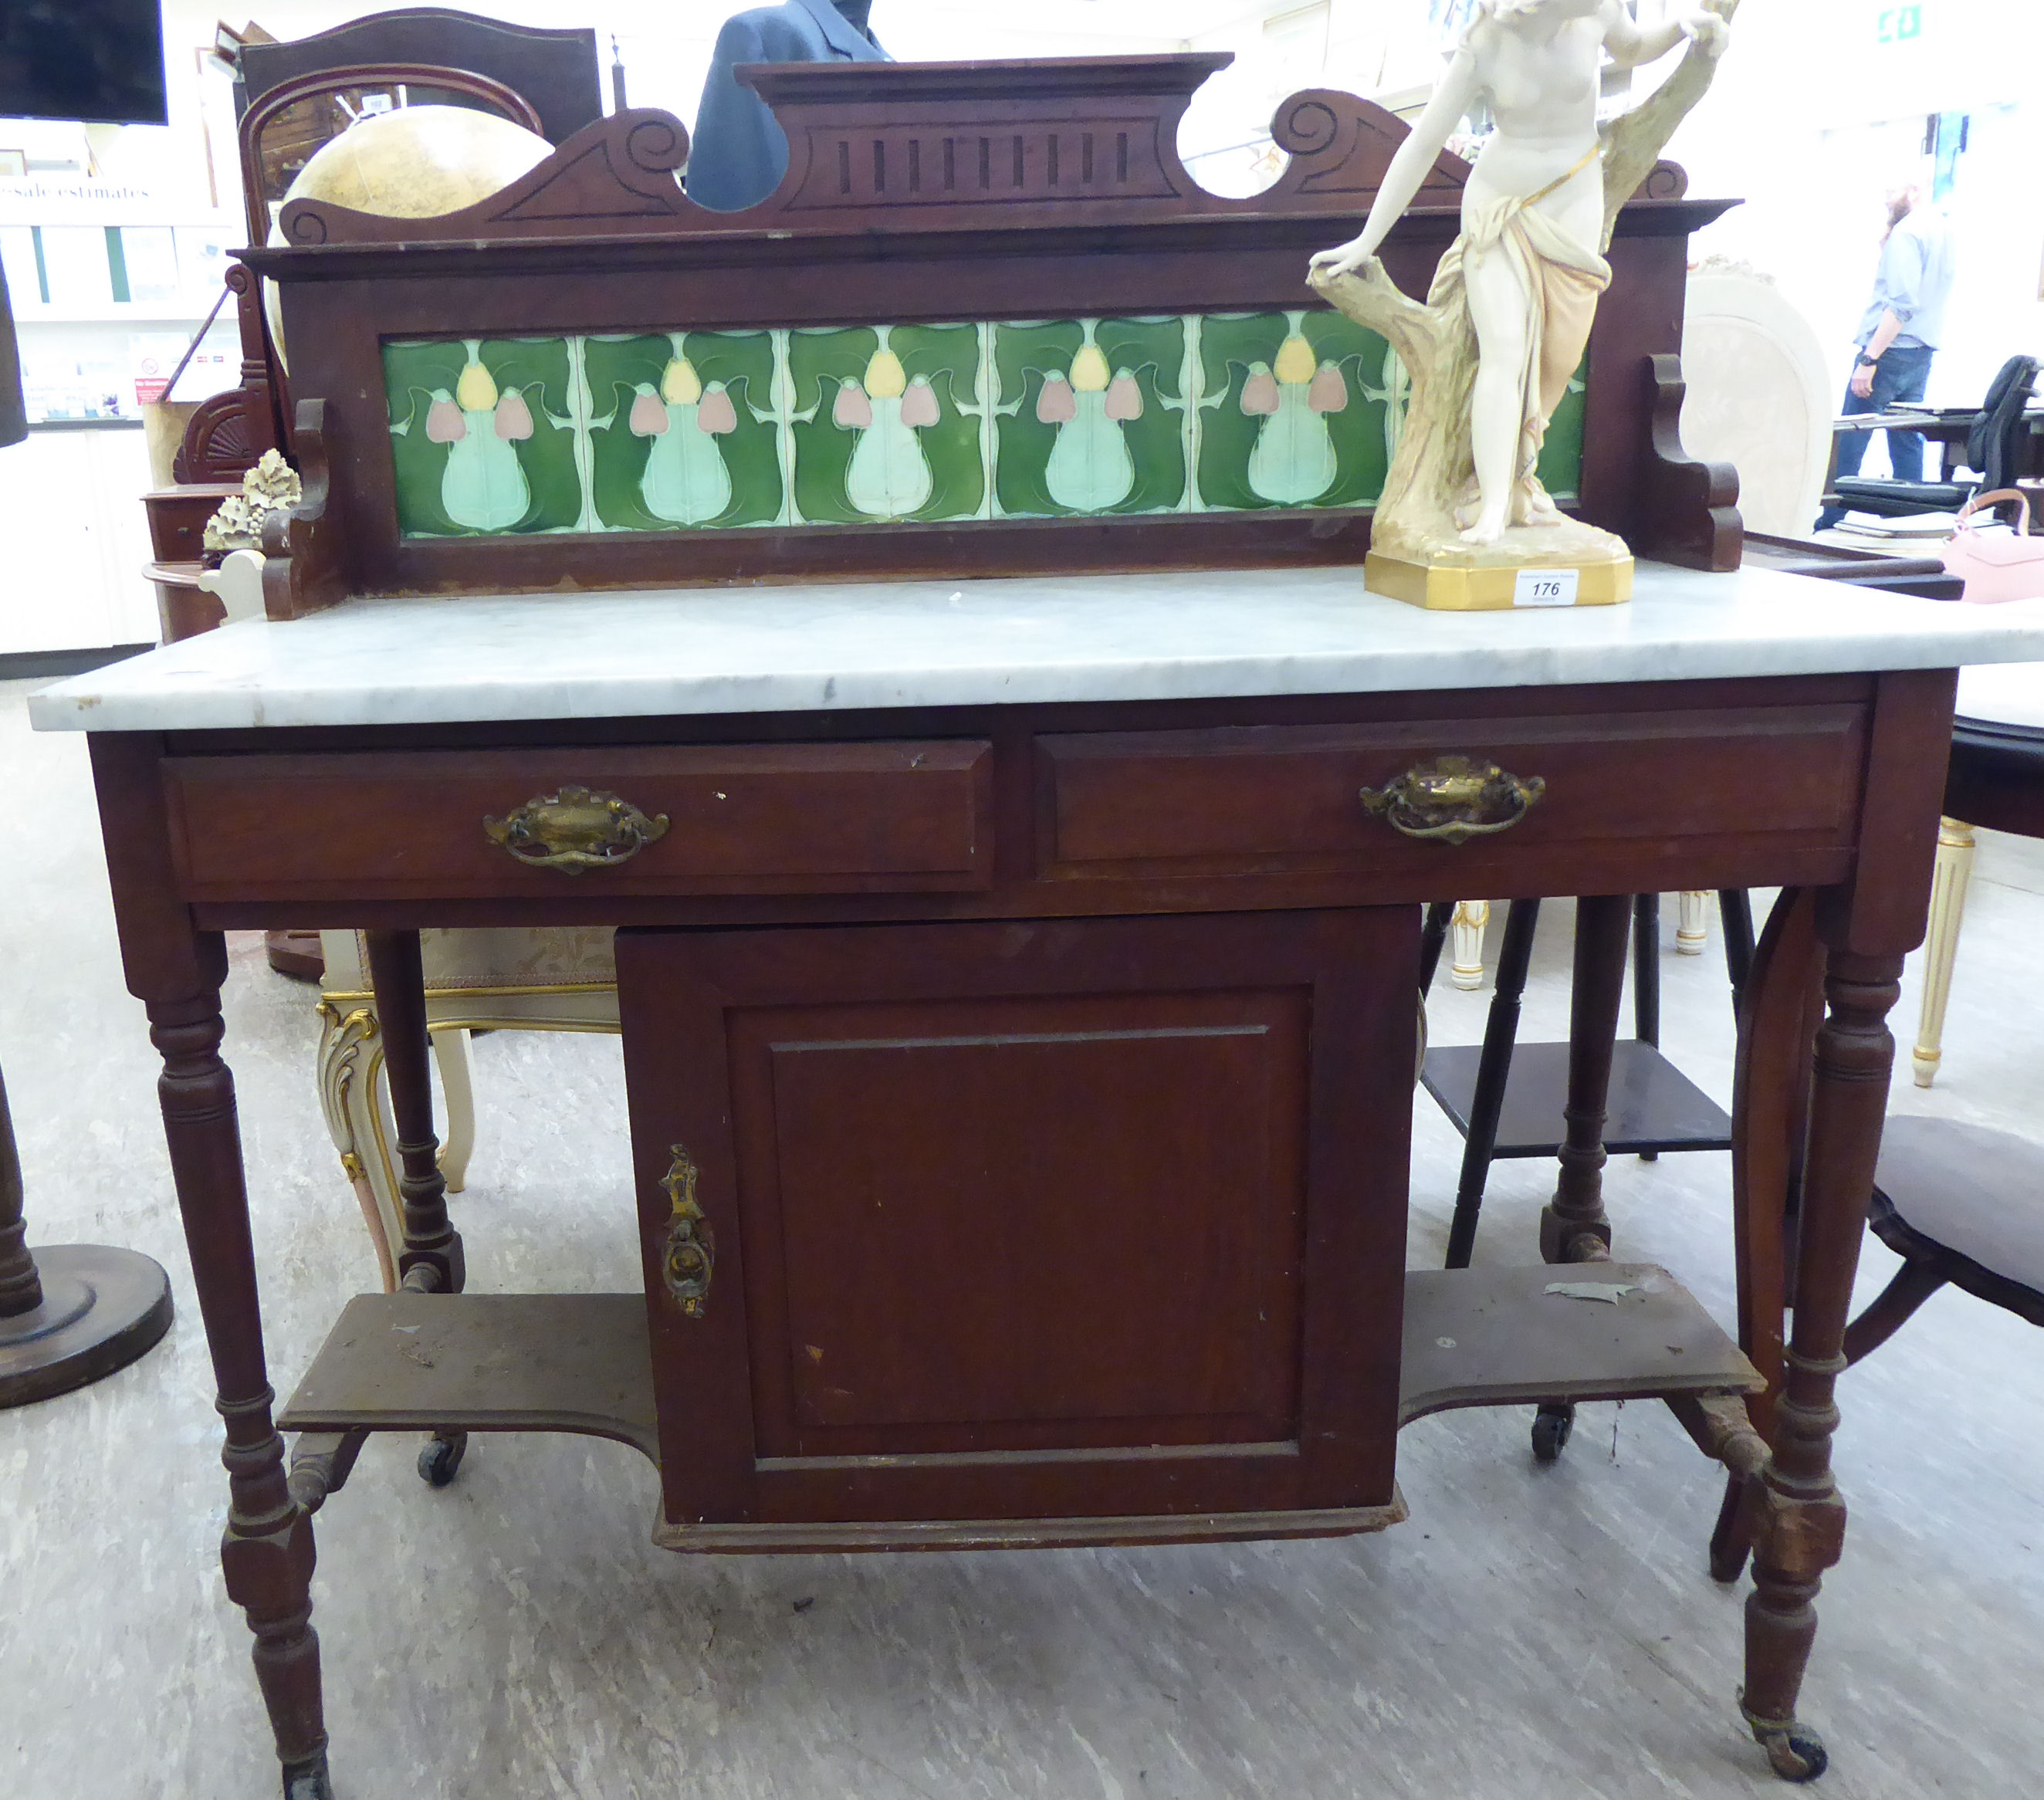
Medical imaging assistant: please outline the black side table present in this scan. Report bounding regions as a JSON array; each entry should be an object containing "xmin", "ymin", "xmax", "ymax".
[{"xmin": 0, "ymin": 1062, "xmax": 174, "ymax": 1408}]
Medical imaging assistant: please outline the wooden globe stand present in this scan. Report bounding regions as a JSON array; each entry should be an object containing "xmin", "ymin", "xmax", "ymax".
[{"xmin": 0, "ymin": 1066, "xmax": 172, "ymax": 1410}]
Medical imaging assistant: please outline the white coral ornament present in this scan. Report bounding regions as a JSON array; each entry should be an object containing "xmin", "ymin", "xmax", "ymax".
[{"xmin": 201, "ymin": 449, "xmax": 303, "ymax": 561}]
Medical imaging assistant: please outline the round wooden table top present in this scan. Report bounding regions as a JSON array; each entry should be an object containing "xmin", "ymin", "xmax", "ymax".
[
  {"xmin": 1950, "ymin": 663, "xmax": 2044, "ymax": 838},
  {"xmin": 1958, "ymin": 662, "xmax": 2044, "ymax": 734}
]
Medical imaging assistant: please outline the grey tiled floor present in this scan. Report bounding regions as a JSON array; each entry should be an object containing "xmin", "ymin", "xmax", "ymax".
[{"xmin": 3, "ymin": 677, "xmax": 2041, "ymax": 1798}]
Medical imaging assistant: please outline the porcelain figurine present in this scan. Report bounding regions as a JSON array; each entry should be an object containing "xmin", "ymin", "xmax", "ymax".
[{"xmin": 1309, "ymin": 0, "xmax": 1736, "ymax": 608}]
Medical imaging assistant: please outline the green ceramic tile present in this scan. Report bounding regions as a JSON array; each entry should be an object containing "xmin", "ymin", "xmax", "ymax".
[
  {"xmin": 1299, "ymin": 310, "xmax": 1399, "ymax": 509},
  {"xmin": 788, "ymin": 323, "xmax": 982, "ymax": 525},
  {"xmin": 385, "ymin": 337, "xmax": 580, "ymax": 536},
  {"xmin": 377, "ymin": 312, "xmax": 1586, "ymax": 543},
  {"xmin": 994, "ymin": 318, "xmax": 1187, "ymax": 519},
  {"xmin": 1196, "ymin": 310, "xmax": 1392, "ymax": 513},
  {"xmin": 1536, "ymin": 364, "xmax": 1587, "ymax": 502},
  {"xmin": 584, "ymin": 331, "xmax": 781, "ymax": 532}
]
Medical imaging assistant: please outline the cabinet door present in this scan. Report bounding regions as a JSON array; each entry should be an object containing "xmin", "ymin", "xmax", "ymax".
[{"xmin": 618, "ymin": 908, "xmax": 1414, "ymax": 1547}]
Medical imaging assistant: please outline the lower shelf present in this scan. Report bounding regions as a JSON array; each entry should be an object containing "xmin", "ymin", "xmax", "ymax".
[
  {"xmin": 1399, "ymin": 1262, "xmax": 1761, "ymax": 1423},
  {"xmin": 277, "ymin": 1292, "xmax": 659, "ymax": 1459},
  {"xmin": 278, "ymin": 1266, "xmax": 1759, "ymax": 1541},
  {"xmin": 1423, "ymin": 1039, "xmax": 1734, "ymax": 1157}
]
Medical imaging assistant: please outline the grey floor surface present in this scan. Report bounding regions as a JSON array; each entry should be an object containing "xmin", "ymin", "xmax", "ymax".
[{"xmin": 2, "ymin": 675, "xmax": 2040, "ymax": 1799}]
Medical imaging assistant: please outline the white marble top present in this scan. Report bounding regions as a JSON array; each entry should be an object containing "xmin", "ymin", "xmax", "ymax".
[{"xmin": 32, "ymin": 563, "xmax": 2044, "ymax": 733}]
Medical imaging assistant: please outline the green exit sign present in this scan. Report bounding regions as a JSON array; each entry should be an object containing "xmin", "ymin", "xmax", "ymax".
[{"xmin": 1878, "ymin": 5, "xmax": 1924, "ymax": 42}]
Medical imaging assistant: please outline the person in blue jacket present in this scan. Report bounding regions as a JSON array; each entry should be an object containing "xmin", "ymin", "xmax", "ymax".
[{"xmin": 689, "ymin": 0, "xmax": 889, "ymax": 211}]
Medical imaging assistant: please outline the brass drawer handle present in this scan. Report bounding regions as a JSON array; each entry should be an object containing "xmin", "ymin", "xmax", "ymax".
[
  {"xmin": 661, "ymin": 1145, "xmax": 715, "ymax": 1318},
  {"xmin": 483, "ymin": 784, "xmax": 670, "ymax": 874},
  {"xmin": 1360, "ymin": 755, "xmax": 1546, "ymax": 845}
]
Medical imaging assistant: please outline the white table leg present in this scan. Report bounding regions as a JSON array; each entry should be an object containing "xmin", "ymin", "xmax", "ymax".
[
  {"xmin": 1450, "ymin": 900, "xmax": 1491, "ymax": 991},
  {"xmin": 315, "ymin": 1000, "xmax": 401, "ymax": 1292},
  {"xmin": 1911, "ymin": 818, "xmax": 1976, "ymax": 1089},
  {"xmin": 1677, "ymin": 891, "xmax": 1711, "ymax": 956},
  {"xmin": 431, "ymin": 1027, "xmax": 477, "ymax": 1194}
]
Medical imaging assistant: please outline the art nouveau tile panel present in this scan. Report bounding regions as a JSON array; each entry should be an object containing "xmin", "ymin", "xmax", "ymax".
[{"xmin": 382, "ymin": 316, "xmax": 1586, "ymax": 539}]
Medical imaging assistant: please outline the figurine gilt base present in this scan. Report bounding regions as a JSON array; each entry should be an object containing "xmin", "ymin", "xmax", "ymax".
[{"xmin": 1364, "ymin": 519, "xmax": 1633, "ymax": 611}]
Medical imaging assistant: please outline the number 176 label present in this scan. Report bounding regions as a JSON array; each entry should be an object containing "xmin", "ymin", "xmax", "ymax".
[{"xmin": 1513, "ymin": 569, "xmax": 1581, "ymax": 608}]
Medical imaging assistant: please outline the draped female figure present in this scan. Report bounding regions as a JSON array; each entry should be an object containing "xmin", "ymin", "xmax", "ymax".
[{"xmin": 1312, "ymin": 0, "xmax": 1731, "ymax": 551}]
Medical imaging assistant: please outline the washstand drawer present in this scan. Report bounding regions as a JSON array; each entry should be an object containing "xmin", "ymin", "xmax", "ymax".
[
  {"xmin": 165, "ymin": 741, "xmax": 993, "ymax": 900},
  {"xmin": 1038, "ymin": 704, "xmax": 1867, "ymax": 873}
]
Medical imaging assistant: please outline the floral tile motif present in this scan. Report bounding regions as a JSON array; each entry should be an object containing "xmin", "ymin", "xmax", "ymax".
[
  {"xmin": 585, "ymin": 331, "xmax": 781, "ymax": 531},
  {"xmin": 993, "ymin": 317, "xmax": 1188, "ymax": 518},
  {"xmin": 382, "ymin": 317, "xmax": 1587, "ymax": 538},
  {"xmin": 384, "ymin": 337, "xmax": 582, "ymax": 536},
  {"xmin": 789, "ymin": 323, "xmax": 984, "ymax": 525},
  {"xmin": 1197, "ymin": 310, "xmax": 1393, "ymax": 511}
]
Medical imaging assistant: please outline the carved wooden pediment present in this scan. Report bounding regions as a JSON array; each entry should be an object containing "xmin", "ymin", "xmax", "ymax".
[
  {"xmin": 1262, "ymin": 90, "xmax": 1469, "ymax": 206},
  {"xmin": 274, "ymin": 56, "xmax": 1548, "ymax": 252}
]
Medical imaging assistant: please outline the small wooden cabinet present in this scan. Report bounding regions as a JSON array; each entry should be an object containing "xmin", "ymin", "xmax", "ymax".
[{"xmin": 616, "ymin": 908, "xmax": 1417, "ymax": 1548}]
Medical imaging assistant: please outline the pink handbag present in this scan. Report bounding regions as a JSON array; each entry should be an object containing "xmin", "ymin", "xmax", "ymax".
[{"xmin": 1942, "ymin": 489, "xmax": 2044, "ymax": 602}]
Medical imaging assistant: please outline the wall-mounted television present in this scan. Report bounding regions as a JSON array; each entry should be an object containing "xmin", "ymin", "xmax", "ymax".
[{"xmin": 0, "ymin": 0, "xmax": 170, "ymax": 127}]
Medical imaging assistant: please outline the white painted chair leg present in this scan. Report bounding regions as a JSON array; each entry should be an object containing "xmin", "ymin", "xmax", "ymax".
[
  {"xmin": 431, "ymin": 1027, "xmax": 476, "ymax": 1195},
  {"xmin": 1912, "ymin": 817, "xmax": 1976, "ymax": 1089},
  {"xmin": 315, "ymin": 999, "xmax": 401, "ymax": 1293},
  {"xmin": 1676, "ymin": 891, "xmax": 1711, "ymax": 956},
  {"xmin": 1449, "ymin": 900, "xmax": 1491, "ymax": 991}
]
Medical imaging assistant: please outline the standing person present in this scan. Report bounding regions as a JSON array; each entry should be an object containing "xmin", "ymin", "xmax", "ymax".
[
  {"xmin": 1818, "ymin": 172, "xmax": 1958, "ymax": 527},
  {"xmin": 688, "ymin": 0, "xmax": 889, "ymax": 213}
]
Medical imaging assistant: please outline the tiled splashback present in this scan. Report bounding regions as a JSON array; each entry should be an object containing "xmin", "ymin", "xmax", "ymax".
[{"xmin": 384, "ymin": 313, "xmax": 1586, "ymax": 539}]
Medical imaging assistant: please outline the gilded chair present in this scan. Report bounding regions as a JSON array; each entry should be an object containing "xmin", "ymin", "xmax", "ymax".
[
  {"xmin": 1443, "ymin": 891, "xmax": 1714, "ymax": 989},
  {"xmin": 316, "ymin": 929, "xmax": 618, "ymax": 1288},
  {"xmin": 1910, "ymin": 662, "xmax": 2044, "ymax": 1087}
]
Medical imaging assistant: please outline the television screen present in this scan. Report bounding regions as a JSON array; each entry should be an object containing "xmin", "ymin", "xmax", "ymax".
[{"xmin": 0, "ymin": 0, "xmax": 170, "ymax": 127}]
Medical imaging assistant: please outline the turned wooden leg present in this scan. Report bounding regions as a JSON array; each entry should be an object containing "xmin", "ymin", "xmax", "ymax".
[
  {"xmin": 1523, "ymin": 895, "xmax": 1633, "ymax": 1460},
  {"xmin": 1633, "ymin": 895, "xmax": 1660, "ymax": 1047},
  {"xmin": 1539, "ymin": 895, "xmax": 1631, "ymax": 1267},
  {"xmin": 1634, "ymin": 895, "xmax": 1662, "ymax": 1163},
  {"xmin": 1443, "ymin": 898, "xmax": 1540, "ymax": 1270},
  {"xmin": 364, "ymin": 932, "xmax": 469, "ymax": 1488},
  {"xmin": 151, "ymin": 969, "xmax": 332, "ymax": 1800},
  {"xmin": 1910, "ymin": 818, "xmax": 1975, "ymax": 1089},
  {"xmin": 1420, "ymin": 901, "xmax": 1453, "ymax": 993},
  {"xmin": 0, "ymin": 1064, "xmax": 41, "ymax": 1320},
  {"xmin": 1739, "ymin": 950, "xmax": 1904, "ymax": 1782},
  {"xmin": 1716, "ymin": 891, "xmax": 1821, "ymax": 1587},
  {"xmin": 1720, "ymin": 889, "xmax": 1758, "ymax": 1013},
  {"xmin": 1449, "ymin": 900, "xmax": 1491, "ymax": 991},
  {"xmin": 1677, "ymin": 891, "xmax": 1712, "ymax": 956},
  {"xmin": 362, "ymin": 932, "xmax": 464, "ymax": 1296},
  {"xmin": 0, "ymin": 1057, "xmax": 174, "ymax": 1409}
]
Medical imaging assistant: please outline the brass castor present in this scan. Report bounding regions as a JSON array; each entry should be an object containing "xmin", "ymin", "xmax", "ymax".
[
  {"xmin": 1531, "ymin": 1402, "xmax": 1575, "ymax": 1463},
  {"xmin": 282, "ymin": 1748, "xmax": 334, "ymax": 1800},
  {"xmin": 418, "ymin": 1430, "xmax": 469, "ymax": 1487},
  {"xmin": 1751, "ymin": 1720, "xmax": 1829, "ymax": 1782}
]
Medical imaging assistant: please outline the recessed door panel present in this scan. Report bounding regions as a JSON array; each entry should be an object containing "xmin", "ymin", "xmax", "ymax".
[{"xmin": 739, "ymin": 988, "xmax": 1307, "ymax": 1446}]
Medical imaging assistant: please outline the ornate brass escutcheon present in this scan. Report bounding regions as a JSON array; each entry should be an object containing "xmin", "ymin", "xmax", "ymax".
[
  {"xmin": 482, "ymin": 784, "xmax": 670, "ymax": 874},
  {"xmin": 660, "ymin": 1145, "xmax": 715, "ymax": 1318},
  {"xmin": 1359, "ymin": 755, "xmax": 1546, "ymax": 846}
]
